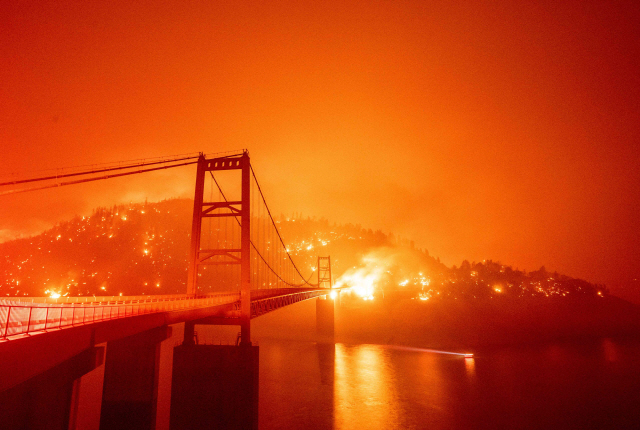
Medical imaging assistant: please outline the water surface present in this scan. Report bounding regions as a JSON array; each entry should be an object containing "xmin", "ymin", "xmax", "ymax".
[{"xmin": 259, "ymin": 339, "xmax": 640, "ymax": 429}]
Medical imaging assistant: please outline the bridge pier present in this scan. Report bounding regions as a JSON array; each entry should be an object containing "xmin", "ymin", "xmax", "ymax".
[
  {"xmin": 0, "ymin": 346, "xmax": 104, "ymax": 430},
  {"xmin": 68, "ymin": 342, "xmax": 108, "ymax": 430},
  {"xmin": 170, "ymin": 343, "xmax": 259, "ymax": 430},
  {"xmin": 99, "ymin": 325, "xmax": 172, "ymax": 430},
  {"xmin": 316, "ymin": 295, "xmax": 335, "ymax": 343}
]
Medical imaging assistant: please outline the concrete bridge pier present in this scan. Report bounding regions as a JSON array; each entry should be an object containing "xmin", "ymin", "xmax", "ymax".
[
  {"xmin": 170, "ymin": 342, "xmax": 259, "ymax": 430},
  {"xmin": 316, "ymin": 294, "xmax": 336, "ymax": 343},
  {"xmin": 0, "ymin": 346, "xmax": 104, "ymax": 430},
  {"xmin": 99, "ymin": 325, "xmax": 172, "ymax": 430},
  {"xmin": 68, "ymin": 342, "xmax": 108, "ymax": 430}
]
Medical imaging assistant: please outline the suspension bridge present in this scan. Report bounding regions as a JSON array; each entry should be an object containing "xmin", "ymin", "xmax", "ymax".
[{"xmin": 0, "ymin": 151, "xmax": 340, "ymax": 430}]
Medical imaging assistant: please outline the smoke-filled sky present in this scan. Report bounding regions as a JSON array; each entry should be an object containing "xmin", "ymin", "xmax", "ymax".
[{"xmin": 1, "ymin": 1, "xmax": 639, "ymax": 299}]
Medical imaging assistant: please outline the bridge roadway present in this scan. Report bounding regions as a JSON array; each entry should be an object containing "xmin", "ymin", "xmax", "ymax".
[{"xmin": 0, "ymin": 288, "xmax": 333, "ymax": 393}]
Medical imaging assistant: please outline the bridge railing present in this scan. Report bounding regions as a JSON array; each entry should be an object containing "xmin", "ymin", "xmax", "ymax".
[
  {"xmin": 16, "ymin": 293, "xmax": 196, "ymax": 305},
  {"xmin": 0, "ymin": 287, "xmax": 333, "ymax": 340},
  {"xmin": 0, "ymin": 292, "xmax": 240, "ymax": 340},
  {"xmin": 250, "ymin": 288, "xmax": 325, "ymax": 301}
]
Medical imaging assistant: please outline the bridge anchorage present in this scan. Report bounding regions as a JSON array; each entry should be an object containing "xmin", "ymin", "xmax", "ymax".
[{"xmin": 0, "ymin": 150, "xmax": 339, "ymax": 430}]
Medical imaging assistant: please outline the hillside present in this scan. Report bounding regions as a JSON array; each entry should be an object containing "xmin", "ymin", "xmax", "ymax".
[{"xmin": 0, "ymin": 198, "xmax": 608, "ymax": 304}]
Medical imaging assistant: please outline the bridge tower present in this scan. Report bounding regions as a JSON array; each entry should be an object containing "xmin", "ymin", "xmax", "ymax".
[
  {"xmin": 186, "ymin": 151, "xmax": 252, "ymax": 345},
  {"xmin": 173, "ymin": 151, "xmax": 259, "ymax": 429},
  {"xmin": 316, "ymin": 256, "xmax": 335, "ymax": 342},
  {"xmin": 317, "ymin": 256, "xmax": 332, "ymax": 289}
]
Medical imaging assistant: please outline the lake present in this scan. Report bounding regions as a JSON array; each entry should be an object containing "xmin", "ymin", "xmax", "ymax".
[{"xmin": 258, "ymin": 338, "xmax": 640, "ymax": 429}]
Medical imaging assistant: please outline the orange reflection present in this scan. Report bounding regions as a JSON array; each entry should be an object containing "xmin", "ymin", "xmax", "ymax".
[
  {"xmin": 465, "ymin": 357, "xmax": 476, "ymax": 378},
  {"xmin": 334, "ymin": 344, "xmax": 399, "ymax": 429}
]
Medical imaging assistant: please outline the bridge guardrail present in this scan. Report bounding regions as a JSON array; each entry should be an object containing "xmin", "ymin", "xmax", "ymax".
[
  {"xmin": 0, "ymin": 287, "xmax": 334, "ymax": 340},
  {"xmin": 21, "ymin": 294, "xmax": 198, "ymax": 305},
  {"xmin": 0, "ymin": 293, "xmax": 240, "ymax": 340}
]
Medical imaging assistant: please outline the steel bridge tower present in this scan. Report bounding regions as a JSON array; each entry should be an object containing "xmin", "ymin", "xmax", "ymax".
[
  {"xmin": 317, "ymin": 256, "xmax": 332, "ymax": 289},
  {"xmin": 186, "ymin": 151, "xmax": 252, "ymax": 344}
]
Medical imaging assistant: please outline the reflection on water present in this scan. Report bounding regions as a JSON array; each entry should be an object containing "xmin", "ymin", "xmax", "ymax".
[
  {"xmin": 317, "ymin": 343, "xmax": 335, "ymax": 386},
  {"xmin": 259, "ymin": 339, "xmax": 640, "ymax": 430},
  {"xmin": 465, "ymin": 357, "xmax": 476, "ymax": 378},
  {"xmin": 334, "ymin": 344, "xmax": 399, "ymax": 428}
]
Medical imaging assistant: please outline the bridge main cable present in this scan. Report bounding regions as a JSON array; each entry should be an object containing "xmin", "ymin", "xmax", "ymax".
[
  {"xmin": 0, "ymin": 154, "xmax": 201, "ymax": 196},
  {"xmin": 0, "ymin": 154, "xmax": 201, "ymax": 187}
]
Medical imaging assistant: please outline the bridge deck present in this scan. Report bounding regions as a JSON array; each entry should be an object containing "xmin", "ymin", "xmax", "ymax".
[{"xmin": 0, "ymin": 288, "xmax": 334, "ymax": 392}]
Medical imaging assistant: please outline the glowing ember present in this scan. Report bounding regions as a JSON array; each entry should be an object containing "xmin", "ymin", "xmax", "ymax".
[{"xmin": 47, "ymin": 290, "xmax": 61, "ymax": 299}]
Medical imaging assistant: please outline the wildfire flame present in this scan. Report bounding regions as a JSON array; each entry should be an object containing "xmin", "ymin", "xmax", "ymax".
[
  {"xmin": 333, "ymin": 250, "xmax": 395, "ymax": 299},
  {"xmin": 45, "ymin": 289, "xmax": 61, "ymax": 299}
]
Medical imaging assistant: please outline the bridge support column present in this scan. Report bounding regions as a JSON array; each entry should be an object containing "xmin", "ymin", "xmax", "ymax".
[
  {"xmin": 99, "ymin": 325, "xmax": 172, "ymax": 430},
  {"xmin": 316, "ymin": 296, "xmax": 335, "ymax": 343},
  {"xmin": 0, "ymin": 346, "xmax": 104, "ymax": 430},
  {"xmin": 170, "ymin": 344, "xmax": 259, "ymax": 430},
  {"xmin": 183, "ymin": 321, "xmax": 195, "ymax": 346},
  {"xmin": 68, "ymin": 343, "xmax": 108, "ymax": 430}
]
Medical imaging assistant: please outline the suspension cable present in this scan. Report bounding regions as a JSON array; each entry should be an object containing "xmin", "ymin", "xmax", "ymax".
[
  {"xmin": 0, "ymin": 160, "xmax": 198, "ymax": 197},
  {"xmin": 209, "ymin": 171, "xmax": 317, "ymax": 288},
  {"xmin": 0, "ymin": 154, "xmax": 200, "ymax": 187},
  {"xmin": 248, "ymin": 165, "xmax": 317, "ymax": 285}
]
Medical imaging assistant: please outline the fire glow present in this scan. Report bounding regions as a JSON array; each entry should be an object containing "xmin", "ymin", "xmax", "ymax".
[
  {"xmin": 46, "ymin": 290, "xmax": 61, "ymax": 299},
  {"xmin": 333, "ymin": 252, "xmax": 391, "ymax": 299}
]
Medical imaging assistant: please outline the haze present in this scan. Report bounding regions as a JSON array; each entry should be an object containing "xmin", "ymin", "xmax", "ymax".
[{"xmin": 1, "ymin": 1, "xmax": 639, "ymax": 301}]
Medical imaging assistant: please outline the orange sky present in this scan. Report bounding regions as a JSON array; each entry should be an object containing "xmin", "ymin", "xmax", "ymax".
[{"xmin": 1, "ymin": 1, "xmax": 639, "ymax": 300}]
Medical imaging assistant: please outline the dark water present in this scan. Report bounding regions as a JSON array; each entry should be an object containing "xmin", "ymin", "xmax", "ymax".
[{"xmin": 259, "ymin": 338, "xmax": 640, "ymax": 430}]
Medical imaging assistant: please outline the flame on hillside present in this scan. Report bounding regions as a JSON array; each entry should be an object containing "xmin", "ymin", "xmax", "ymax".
[{"xmin": 334, "ymin": 248, "xmax": 418, "ymax": 300}]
